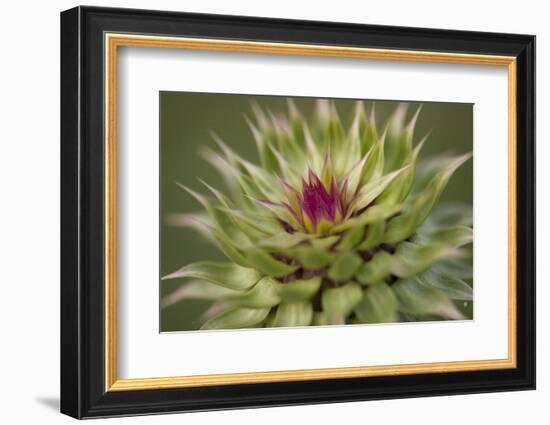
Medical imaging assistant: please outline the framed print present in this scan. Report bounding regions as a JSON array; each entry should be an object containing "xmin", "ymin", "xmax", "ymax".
[{"xmin": 60, "ymin": 6, "xmax": 536, "ymax": 419}]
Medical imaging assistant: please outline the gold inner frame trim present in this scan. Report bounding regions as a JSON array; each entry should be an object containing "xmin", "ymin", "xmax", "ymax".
[{"xmin": 104, "ymin": 33, "xmax": 518, "ymax": 392}]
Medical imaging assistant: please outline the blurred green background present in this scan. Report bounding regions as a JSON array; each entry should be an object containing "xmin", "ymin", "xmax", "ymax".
[{"xmin": 159, "ymin": 92, "xmax": 473, "ymax": 332}]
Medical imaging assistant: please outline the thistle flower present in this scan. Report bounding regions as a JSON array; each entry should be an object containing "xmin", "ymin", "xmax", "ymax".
[{"xmin": 163, "ymin": 100, "xmax": 473, "ymax": 329}]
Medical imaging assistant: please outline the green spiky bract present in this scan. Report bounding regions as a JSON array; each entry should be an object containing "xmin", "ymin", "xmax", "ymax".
[{"xmin": 163, "ymin": 100, "xmax": 473, "ymax": 330}]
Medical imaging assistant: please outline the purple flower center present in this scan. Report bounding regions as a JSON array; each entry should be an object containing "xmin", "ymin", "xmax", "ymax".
[{"xmin": 300, "ymin": 171, "xmax": 340, "ymax": 225}]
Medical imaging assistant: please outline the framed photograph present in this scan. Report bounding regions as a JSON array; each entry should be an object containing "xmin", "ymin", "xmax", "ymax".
[{"xmin": 60, "ymin": 6, "xmax": 535, "ymax": 419}]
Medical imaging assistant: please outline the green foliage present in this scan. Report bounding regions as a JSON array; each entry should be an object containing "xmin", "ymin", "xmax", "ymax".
[
  {"xmin": 322, "ymin": 283, "xmax": 363, "ymax": 324},
  {"xmin": 163, "ymin": 100, "xmax": 473, "ymax": 329},
  {"xmin": 355, "ymin": 283, "xmax": 398, "ymax": 323},
  {"xmin": 271, "ymin": 302, "xmax": 314, "ymax": 327}
]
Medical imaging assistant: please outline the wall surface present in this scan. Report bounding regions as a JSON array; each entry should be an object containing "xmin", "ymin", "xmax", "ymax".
[{"xmin": 0, "ymin": 0, "xmax": 545, "ymax": 423}]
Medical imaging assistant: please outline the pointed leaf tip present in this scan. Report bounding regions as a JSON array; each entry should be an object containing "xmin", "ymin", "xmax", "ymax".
[{"xmin": 162, "ymin": 262, "xmax": 262, "ymax": 291}]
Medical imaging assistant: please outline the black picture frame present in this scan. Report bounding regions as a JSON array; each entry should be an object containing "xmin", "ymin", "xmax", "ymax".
[{"xmin": 61, "ymin": 5, "xmax": 535, "ymax": 419}]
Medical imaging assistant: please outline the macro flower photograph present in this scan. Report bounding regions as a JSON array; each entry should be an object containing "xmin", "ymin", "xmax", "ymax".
[{"xmin": 160, "ymin": 93, "xmax": 473, "ymax": 332}]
